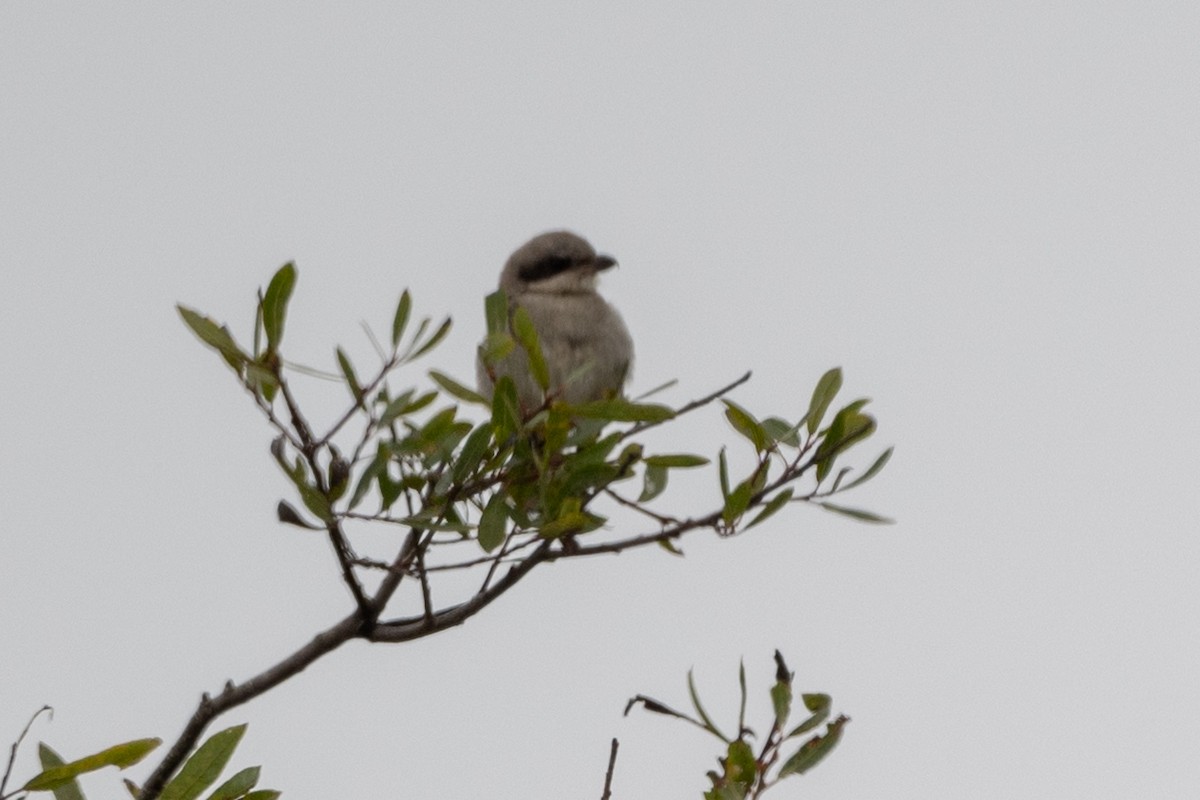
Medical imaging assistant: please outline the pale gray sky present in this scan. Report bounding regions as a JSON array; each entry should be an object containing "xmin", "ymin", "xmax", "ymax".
[{"xmin": 3, "ymin": 3, "xmax": 1198, "ymax": 798}]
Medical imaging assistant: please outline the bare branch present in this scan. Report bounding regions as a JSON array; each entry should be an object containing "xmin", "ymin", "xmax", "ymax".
[{"xmin": 600, "ymin": 738, "xmax": 619, "ymax": 800}]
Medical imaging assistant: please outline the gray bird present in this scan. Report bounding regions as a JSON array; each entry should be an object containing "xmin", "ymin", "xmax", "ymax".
[{"xmin": 477, "ymin": 231, "xmax": 633, "ymax": 411}]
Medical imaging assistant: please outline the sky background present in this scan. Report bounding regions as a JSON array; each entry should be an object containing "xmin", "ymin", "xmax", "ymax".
[{"xmin": 2, "ymin": 3, "xmax": 1198, "ymax": 798}]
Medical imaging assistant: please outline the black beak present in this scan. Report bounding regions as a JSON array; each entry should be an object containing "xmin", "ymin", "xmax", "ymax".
[{"xmin": 593, "ymin": 254, "xmax": 618, "ymax": 271}]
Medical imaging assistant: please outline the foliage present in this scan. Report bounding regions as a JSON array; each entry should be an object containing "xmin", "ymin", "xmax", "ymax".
[
  {"xmin": 5, "ymin": 262, "xmax": 890, "ymax": 799},
  {"xmin": 627, "ymin": 652, "xmax": 849, "ymax": 799},
  {"xmin": 1, "ymin": 711, "xmax": 276, "ymax": 800}
]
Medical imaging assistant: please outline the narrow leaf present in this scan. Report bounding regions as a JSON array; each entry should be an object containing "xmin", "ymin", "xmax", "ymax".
[
  {"xmin": 484, "ymin": 290, "xmax": 508, "ymax": 336},
  {"xmin": 723, "ymin": 400, "xmax": 770, "ymax": 452},
  {"xmin": 642, "ymin": 454, "xmax": 709, "ymax": 468},
  {"xmin": 491, "ymin": 377, "xmax": 522, "ymax": 438},
  {"xmin": 409, "ymin": 317, "xmax": 453, "ymax": 360},
  {"xmin": 786, "ymin": 694, "xmax": 831, "ymax": 738},
  {"xmin": 260, "ymin": 262, "xmax": 296, "ymax": 351},
  {"xmin": 723, "ymin": 477, "xmax": 754, "ymax": 525},
  {"xmin": 160, "ymin": 724, "xmax": 247, "ymax": 800},
  {"xmin": 390, "ymin": 289, "xmax": 412, "ymax": 348},
  {"xmin": 511, "ymin": 307, "xmax": 549, "ymax": 390},
  {"xmin": 177, "ymin": 306, "xmax": 247, "ymax": 369},
  {"xmin": 24, "ymin": 738, "xmax": 162, "ymax": 791},
  {"xmin": 817, "ymin": 502, "xmax": 893, "ymax": 524},
  {"xmin": 761, "ymin": 416, "xmax": 801, "ymax": 448},
  {"xmin": 840, "ymin": 446, "xmax": 894, "ymax": 492},
  {"xmin": 771, "ymin": 681, "xmax": 793, "ymax": 729},
  {"xmin": 242, "ymin": 792, "xmax": 281, "ymax": 800},
  {"xmin": 37, "ymin": 743, "xmax": 85, "ymax": 800},
  {"xmin": 778, "ymin": 715, "xmax": 849, "ymax": 777},
  {"xmin": 806, "ymin": 367, "xmax": 843, "ymax": 435},
  {"xmin": 746, "ymin": 487, "xmax": 793, "ymax": 530},
  {"xmin": 205, "ymin": 766, "xmax": 260, "ymax": 800},
  {"xmin": 573, "ymin": 399, "xmax": 675, "ymax": 423},
  {"xmin": 453, "ymin": 423, "xmax": 494, "ymax": 482},
  {"xmin": 335, "ymin": 347, "xmax": 363, "ymax": 404},
  {"xmin": 688, "ymin": 670, "xmax": 730, "ymax": 743},
  {"xmin": 429, "ymin": 370, "xmax": 488, "ymax": 405}
]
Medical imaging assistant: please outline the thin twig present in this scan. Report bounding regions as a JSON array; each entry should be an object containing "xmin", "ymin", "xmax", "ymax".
[
  {"xmin": 617, "ymin": 371, "xmax": 752, "ymax": 443},
  {"xmin": 600, "ymin": 738, "xmax": 619, "ymax": 800},
  {"xmin": 1, "ymin": 705, "xmax": 52, "ymax": 798}
]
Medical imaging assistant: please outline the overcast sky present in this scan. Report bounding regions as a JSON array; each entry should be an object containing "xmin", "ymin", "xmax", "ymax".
[{"xmin": 3, "ymin": 4, "xmax": 1198, "ymax": 799}]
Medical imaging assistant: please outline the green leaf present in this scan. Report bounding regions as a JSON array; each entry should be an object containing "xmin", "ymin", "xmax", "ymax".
[
  {"xmin": 687, "ymin": 670, "xmax": 730, "ymax": 743},
  {"xmin": 658, "ymin": 537, "xmax": 684, "ymax": 555},
  {"xmin": 639, "ymin": 464, "xmax": 668, "ymax": 502},
  {"xmin": 24, "ymin": 738, "xmax": 162, "ymax": 791},
  {"xmin": 722, "ymin": 739, "xmax": 757, "ymax": 788},
  {"xmin": 814, "ymin": 401, "xmax": 875, "ymax": 482},
  {"xmin": 840, "ymin": 446, "xmax": 894, "ymax": 492},
  {"xmin": 205, "ymin": 766, "xmax": 260, "ymax": 800},
  {"xmin": 717, "ymin": 448, "xmax": 730, "ymax": 500},
  {"xmin": 642, "ymin": 453, "xmax": 709, "ymax": 468},
  {"xmin": 484, "ymin": 290, "xmax": 508, "ymax": 336},
  {"xmin": 722, "ymin": 400, "xmax": 770, "ymax": 452},
  {"xmin": 778, "ymin": 715, "xmax": 848, "ymax": 778},
  {"xmin": 806, "ymin": 367, "xmax": 843, "ymax": 435},
  {"xmin": 722, "ymin": 477, "xmax": 755, "ymax": 525},
  {"xmin": 573, "ymin": 399, "xmax": 674, "ymax": 423},
  {"xmin": 477, "ymin": 492, "xmax": 509, "ymax": 552},
  {"xmin": 409, "ymin": 317, "xmax": 452, "ymax": 360},
  {"xmin": 37, "ymin": 743, "xmax": 85, "ymax": 800},
  {"xmin": 453, "ymin": 423, "xmax": 494, "ymax": 482},
  {"xmin": 511, "ymin": 307, "xmax": 549, "ymax": 391},
  {"xmin": 817, "ymin": 502, "xmax": 893, "ymax": 524},
  {"xmin": 490, "ymin": 377, "xmax": 522, "ymax": 439},
  {"xmin": 429, "ymin": 370, "xmax": 488, "ymax": 405},
  {"xmin": 737, "ymin": 660, "xmax": 748, "ymax": 735},
  {"xmin": 391, "ymin": 289, "xmax": 412, "ymax": 348},
  {"xmin": 746, "ymin": 487, "xmax": 793, "ymax": 530},
  {"xmin": 260, "ymin": 262, "xmax": 296, "ymax": 351},
  {"xmin": 160, "ymin": 724, "xmax": 247, "ymax": 800},
  {"xmin": 761, "ymin": 416, "xmax": 801, "ymax": 448},
  {"xmin": 335, "ymin": 347, "xmax": 363, "ymax": 404},
  {"xmin": 242, "ymin": 792, "xmax": 281, "ymax": 800},
  {"xmin": 771, "ymin": 680, "xmax": 793, "ymax": 730},
  {"xmin": 177, "ymin": 306, "xmax": 248, "ymax": 370},
  {"xmin": 379, "ymin": 389, "xmax": 437, "ymax": 425},
  {"xmin": 347, "ymin": 444, "xmax": 386, "ymax": 510},
  {"xmin": 786, "ymin": 694, "xmax": 831, "ymax": 738}
]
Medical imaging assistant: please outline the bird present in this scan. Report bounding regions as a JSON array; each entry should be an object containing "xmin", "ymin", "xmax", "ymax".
[{"xmin": 476, "ymin": 231, "xmax": 633, "ymax": 412}]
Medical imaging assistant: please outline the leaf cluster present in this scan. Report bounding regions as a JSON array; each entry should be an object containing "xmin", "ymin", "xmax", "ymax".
[
  {"xmin": 3, "ymin": 714, "xmax": 276, "ymax": 800},
  {"xmin": 625, "ymin": 652, "xmax": 849, "ymax": 799}
]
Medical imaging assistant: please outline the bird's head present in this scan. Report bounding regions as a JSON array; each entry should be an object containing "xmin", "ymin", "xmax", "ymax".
[{"xmin": 499, "ymin": 230, "xmax": 618, "ymax": 296}]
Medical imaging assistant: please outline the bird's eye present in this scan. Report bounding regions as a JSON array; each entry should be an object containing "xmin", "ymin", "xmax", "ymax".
[{"xmin": 518, "ymin": 254, "xmax": 575, "ymax": 283}]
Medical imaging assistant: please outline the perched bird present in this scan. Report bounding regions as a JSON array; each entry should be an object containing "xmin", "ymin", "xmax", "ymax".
[{"xmin": 477, "ymin": 231, "xmax": 633, "ymax": 411}]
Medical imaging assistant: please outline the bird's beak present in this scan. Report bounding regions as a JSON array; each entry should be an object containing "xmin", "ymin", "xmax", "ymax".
[{"xmin": 593, "ymin": 254, "xmax": 618, "ymax": 271}]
